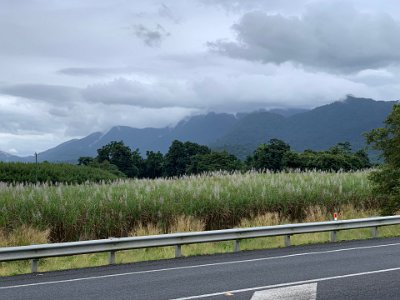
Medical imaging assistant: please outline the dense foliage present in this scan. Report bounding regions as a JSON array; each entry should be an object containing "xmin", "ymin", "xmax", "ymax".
[
  {"xmin": 0, "ymin": 171, "xmax": 379, "ymax": 242},
  {"xmin": 164, "ymin": 140, "xmax": 211, "ymax": 177},
  {"xmin": 247, "ymin": 140, "xmax": 371, "ymax": 172},
  {"xmin": 247, "ymin": 138, "xmax": 290, "ymax": 171},
  {"xmin": 79, "ymin": 139, "xmax": 371, "ymax": 179},
  {"xmin": 0, "ymin": 162, "xmax": 121, "ymax": 184},
  {"xmin": 80, "ymin": 140, "xmax": 243, "ymax": 178},
  {"xmin": 366, "ymin": 103, "xmax": 400, "ymax": 214}
]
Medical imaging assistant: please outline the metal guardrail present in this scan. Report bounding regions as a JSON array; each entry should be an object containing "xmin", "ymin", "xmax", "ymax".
[{"xmin": 1, "ymin": 215, "xmax": 400, "ymax": 273}]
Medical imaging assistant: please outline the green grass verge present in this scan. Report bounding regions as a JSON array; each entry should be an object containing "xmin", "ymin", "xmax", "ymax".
[{"xmin": 2, "ymin": 225, "xmax": 400, "ymax": 277}]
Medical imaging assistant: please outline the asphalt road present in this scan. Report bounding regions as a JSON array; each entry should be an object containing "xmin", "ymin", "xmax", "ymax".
[{"xmin": 2, "ymin": 237, "xmax": 400, "ymax": 299}]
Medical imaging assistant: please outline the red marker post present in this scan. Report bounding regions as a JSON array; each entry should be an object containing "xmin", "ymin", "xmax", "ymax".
[{"xmin": 333, "ymin": 212, "xmax": 338, "ymax": 221}]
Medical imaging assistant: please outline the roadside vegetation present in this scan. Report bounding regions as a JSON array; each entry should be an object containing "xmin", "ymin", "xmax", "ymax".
[
  {"xmin": 0, "ymin": 165, "xmax": 396, "ymax": 277},
  {"xmin": 0, "ymin": 162, "xmax": 122, "ymax": 184},
  {"xmin": 366, "ymin": 103, "xmax": 400, "ymax": 214},
  {"xmin": 2, "ymin": 204, "xmax": 400, "ymax": 276},
  {"xmin": 0, "ymin": 170, "xmax": 379, "ymax": 243}
]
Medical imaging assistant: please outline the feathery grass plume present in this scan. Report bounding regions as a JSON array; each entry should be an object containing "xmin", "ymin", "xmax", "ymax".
[{"xmin": 0, "ymin": 170, "xmax": 381, "ymax": 242}]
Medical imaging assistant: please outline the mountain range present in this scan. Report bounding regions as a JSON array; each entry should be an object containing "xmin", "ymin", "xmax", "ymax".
[
  {"xmin": 0, "ymin": 151, "xmax": 25, "ymax": 162},
  {"xmin": 1, "ymin": 96, "xmax": 397, "ymax": 162}
]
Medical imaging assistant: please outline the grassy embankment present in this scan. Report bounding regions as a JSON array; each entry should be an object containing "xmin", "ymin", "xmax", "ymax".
[{"xmin": 1, "ymin": 170, "xmax": 399, "ymax": 276}]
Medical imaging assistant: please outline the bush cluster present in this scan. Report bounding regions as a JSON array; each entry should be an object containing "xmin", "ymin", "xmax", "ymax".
[{"xmin": 0, "ymin": 162, "xmax": 121, "ymax": 184}]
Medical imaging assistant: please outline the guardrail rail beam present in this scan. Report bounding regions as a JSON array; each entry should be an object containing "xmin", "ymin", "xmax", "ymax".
[{"xmin": 1, "ymin": 215, "xmax": 399, "ymax": 273}]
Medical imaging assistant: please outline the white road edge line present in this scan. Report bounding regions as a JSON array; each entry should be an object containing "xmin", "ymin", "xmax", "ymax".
[
  {"xmin": 171, "ymin": 267, "xmax": 400, "ymax": 300},
  {"xmin": 250, "ymin": 283, "xmax": 317, "ymax": 300},
  {"xmin": 1, "ymin": 241, "xmax": 400, "ymax": 290}
]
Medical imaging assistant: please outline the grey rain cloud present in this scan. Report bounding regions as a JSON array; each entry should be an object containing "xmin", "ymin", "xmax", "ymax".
[
  {"xmin": 57, "ymin": 66, "xmax": 157, "ymax": 77},
  {"xmin": 0, "ymin": 110, "xmax": 47, "ymax": 134},
  {"xmin": 133, "ymin": 24, "xmax": 171, "ymax": 47},
  {"xmin": 209, "ymin": 2, "xmax": 400, "ymax": 73},
  {"xmin": 158, "ymin": 3, "xmax": 181, "ymax": 23},
  {"xmin": 0, "ymin": 97, "xmax": 59, "ymax": 134},
  {"xmin": 82, "ymin": 78, "xmax": 196, "ymax": 108},
  {"xmin": 201, "ymin": 0, "xmax": 309, "ymax": 13},
  {"xmin": 1, "ymin": 84, "xmax": 81, "ymax": 104},
  {"xmin": 79, "ymin": 66, "xmax": 383, "ymax": 113},
  {"xmin": 1, "ymin": 0, "xmax": 400, "ymax": 156},
  {"xmin": 57, "ymin": 67, "xmax": 130, "ymax": 77}
]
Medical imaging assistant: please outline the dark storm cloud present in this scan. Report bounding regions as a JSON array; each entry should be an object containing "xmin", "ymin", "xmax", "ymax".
[
  {"xmin": 133, "ymin": 24, "xmax": 171, "ymax": 47},
  {"xmin": 209, "ymin": 2, "xmax": 400, "ymax": 73}
]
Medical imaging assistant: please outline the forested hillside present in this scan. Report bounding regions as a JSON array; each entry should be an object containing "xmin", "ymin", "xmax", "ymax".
[
  {"xmin": 213, "ymin": 97, "xmax": 396, "ymax": 158},
  {"xmin": 1, "ymin": 96, "xmax": 396, "ymax": 162}
]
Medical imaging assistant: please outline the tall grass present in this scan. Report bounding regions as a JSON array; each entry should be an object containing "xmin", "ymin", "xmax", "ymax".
[{"xmin": 0, "ymin": 170, "xmax": 381, "ymax": 242}]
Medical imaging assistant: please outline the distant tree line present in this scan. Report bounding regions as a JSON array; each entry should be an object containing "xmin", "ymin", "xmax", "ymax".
[
  {"xmin": 79, "ymin": 140, "xmax": 242, "ymax": 178},
  {"xmin": 247, "ymin": 139, "xmax": 371, "ymax": 172},
  {"xmin": 78, "ymin": 139, "xmax": 372, "ymax": 179}
]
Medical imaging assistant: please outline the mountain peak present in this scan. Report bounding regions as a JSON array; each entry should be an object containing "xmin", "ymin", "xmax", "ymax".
[{"xmin": 343, "ymin": 95, "xmax": 398, "ymax": 105}]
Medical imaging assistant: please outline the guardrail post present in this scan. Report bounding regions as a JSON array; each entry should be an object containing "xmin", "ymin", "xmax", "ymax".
[
  {"xmin": 331, "ymin": 231, "xmax": 337, "ymax": 242},
  {"xmin": 234, "ymin": 240, "xmax": 241, "ymax": 252},
  {"xmin": 284, "ymin": 235, "xmax": 291, "ymax": 247},
  {"xmin": 175, "ymin": 245, "xmax": 182, "ymax": 258},
  {"xmin": 2, "ymin": 216, "xmax": 400, "ymax": 270},
  {"xmin": 372, "ymin": 226, "xmax": 379, "ymax": 238},
  {"xmin": 109, "ymin": 251, "xmax": 116, "ymax": 265},
  {"xmin": 31, "ymin": 259, "xmax": 39, "ymax": 273}
]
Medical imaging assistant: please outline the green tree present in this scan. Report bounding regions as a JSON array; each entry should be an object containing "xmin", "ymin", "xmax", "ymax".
[
  {"xmin": 313, "ymin": 153, "xmax": 352, "ymax": 171},
  {"xmin": 164, "ymin": 140, "xmax": 186, "ymax": 177},
  {"xmin": 131, "ymin": 148, "xmax": 145, "ymax": 177},
  {"xmin": 250, "ymin": 139, "xmax": 290, "ymax": 171},
  {"xmin": 164, "ymin": 140, "xmax": 211, "ymax": 177},
  {"xmin": 143, "ymin": 151, "xmax": 164, "ymax": 178},
  {"xmin": 186, "ymin": 151, "xmax": 242, "ymax": 174},
  {"xmin": 354, "ymin": 149, "xmax": 371, "ymax": 169},
  {"xmin": 97, "ymin": 141, "xmax": 140, "ymax": 178},
  {"xmin": 78, "ymin": 156, "xmax": 95, "ymax": 166},
  {"xmin": 328, "ymin": 141, "xmax": 352, "ymax": 155},
  {"xmin": 365, "ymin": 103, "xmax": 400, "ymax": 214},
  {"xmin": 77, "ymin": 155, "xmax": 126, "ymax": 177},
  {"xmin": 281, "ymin": 142, "xmax": 370, "ymax": 171},
  {"xmin": 282, "ymin": 151, "xmax": 304, "ymax": 169}
]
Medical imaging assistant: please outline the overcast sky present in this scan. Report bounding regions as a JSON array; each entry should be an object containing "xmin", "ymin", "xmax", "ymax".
[{"xmin": 1, "ymin": 0, "xmax": 400, "ymax": 156}]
